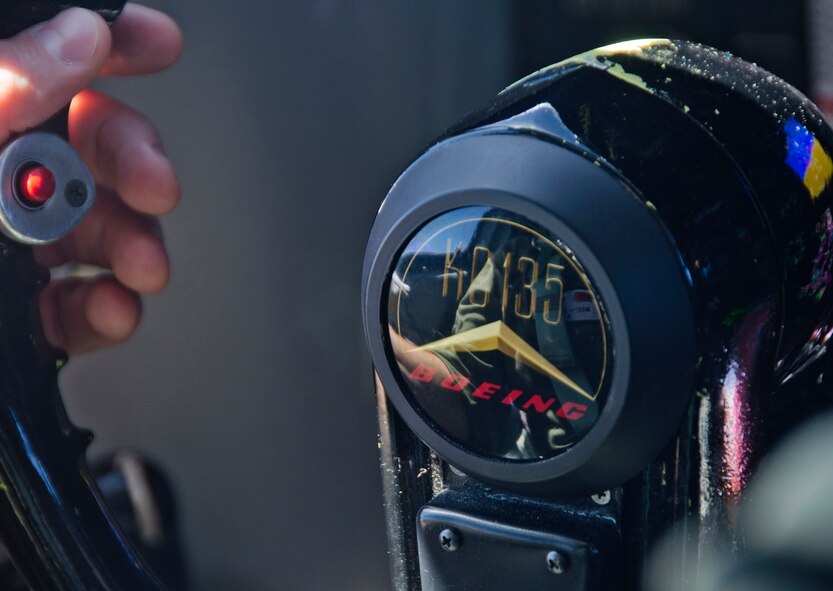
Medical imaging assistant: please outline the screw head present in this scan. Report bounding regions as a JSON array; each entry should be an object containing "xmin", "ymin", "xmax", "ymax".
[
  {"xmin": 546, "ymin": 550, "xmax": 569, "ymax": 575},
  {"xmin": 439, "ymin": 528, "xmax": 460, "ymax": 552},
  {"xmin": 591, "ymin": 490, "xmax": 611, "ymax": 505},
  {"xmin": 65, "ymin": 179, "xmax": 88, "ymax": 208}
]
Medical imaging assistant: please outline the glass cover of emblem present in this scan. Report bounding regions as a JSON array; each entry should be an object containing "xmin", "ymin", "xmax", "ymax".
[{"xmin": 386, "ymin": 206, "xmax": 613, "ymax": 461}]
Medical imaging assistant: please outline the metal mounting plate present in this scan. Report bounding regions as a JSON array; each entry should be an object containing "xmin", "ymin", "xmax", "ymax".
[{"xmin": 417, "ymin": 505, "xmax": 594, "ymax": 590}]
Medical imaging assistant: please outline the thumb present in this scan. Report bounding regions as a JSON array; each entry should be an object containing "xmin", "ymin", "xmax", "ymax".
[{"xmin": 0, "ymin": 8, "xmax": 111, "ymax": 141}]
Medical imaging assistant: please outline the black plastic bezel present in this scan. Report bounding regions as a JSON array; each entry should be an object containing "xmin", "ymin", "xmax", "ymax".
[{"xmin": 363, "ymin": 130, "xmax": 697, "ymax": 495}]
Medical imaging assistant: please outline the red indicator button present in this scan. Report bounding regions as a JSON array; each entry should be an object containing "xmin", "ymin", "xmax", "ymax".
[{"xmin": 18, "ymin": 166, "xmax": 56, "ymax": 206}]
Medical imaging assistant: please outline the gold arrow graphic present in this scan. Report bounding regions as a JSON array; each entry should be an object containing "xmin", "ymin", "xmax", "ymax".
[{"xmin": 413, "ymin": 321, "xmax": 592, "ymax": 400}]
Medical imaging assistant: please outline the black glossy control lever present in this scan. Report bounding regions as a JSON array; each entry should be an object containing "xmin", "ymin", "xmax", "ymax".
[
  {"xmin": 364, "ymin": 39, "xmax": 833, "ymax": 589},
  {"xmin": 0, "ymin": 2, "xmax": 167, "ymax": 590}
]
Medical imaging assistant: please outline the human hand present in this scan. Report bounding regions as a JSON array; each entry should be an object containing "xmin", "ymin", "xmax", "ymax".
[{"xmin": 0, "ymin": 3, "xmax": 183, "ymax": 356}]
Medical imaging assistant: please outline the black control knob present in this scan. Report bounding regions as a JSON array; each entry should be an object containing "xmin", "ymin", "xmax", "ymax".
[{"xmin": 363, "ymin": 40, "xmax": 833, "ymax": 496}]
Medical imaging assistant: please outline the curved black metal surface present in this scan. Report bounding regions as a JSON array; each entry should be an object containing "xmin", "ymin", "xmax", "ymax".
[{"xmin": 0, "ymin": 242, "xmax": 164, "ymax": 589}]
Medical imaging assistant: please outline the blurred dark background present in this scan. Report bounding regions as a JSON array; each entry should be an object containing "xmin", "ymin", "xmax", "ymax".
[{"xmin": 55, "ymin": 1, "xmax": 818, "ymax": 589}]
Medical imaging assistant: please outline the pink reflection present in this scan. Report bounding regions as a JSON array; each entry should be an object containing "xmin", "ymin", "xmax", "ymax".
[
  {"xmin": 719, "ymin": 305, "xmax": 771, "ymax": 504},
  {"xmin": 720, "ymin": 361, "xmax": 752, "ymax": 499}
]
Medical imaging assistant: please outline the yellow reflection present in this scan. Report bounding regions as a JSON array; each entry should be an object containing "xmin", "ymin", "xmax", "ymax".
[{"xmin": 414, "ymin": 320, "xmax": 593, "ymax": 401}]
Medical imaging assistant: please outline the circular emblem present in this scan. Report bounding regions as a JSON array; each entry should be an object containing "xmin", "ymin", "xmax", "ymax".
[{"xmin": 386, "ymin": 206, "xmax": 613, "ymax": 462}]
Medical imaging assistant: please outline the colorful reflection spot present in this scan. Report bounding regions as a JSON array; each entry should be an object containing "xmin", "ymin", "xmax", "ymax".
[{"xmin": 784, "ymin": 117, "xmax": 833, "ymax": 199}]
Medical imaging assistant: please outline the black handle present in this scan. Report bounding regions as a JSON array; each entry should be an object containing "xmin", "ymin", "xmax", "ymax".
[
  {"xmin": 0, "ymin": 1, "xmax": 125, "ymax": 39},
  {"xmin": 0, "ymin": 3, "xmax": 166, "ymax": 589}
]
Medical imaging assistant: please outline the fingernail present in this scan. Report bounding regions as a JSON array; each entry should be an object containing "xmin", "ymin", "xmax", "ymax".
[{"xmin": 30, "ymin": 8, "xmax": 99, "ymax": 64}]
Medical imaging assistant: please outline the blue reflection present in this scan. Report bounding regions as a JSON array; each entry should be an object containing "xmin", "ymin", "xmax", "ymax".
[
  {"xmin": 784, "ymin": 117, "xmax": 814, "ymax": 179},
  {"xmin": 11, "ymin": 410, "xmax": 58, "ymax": 501}
]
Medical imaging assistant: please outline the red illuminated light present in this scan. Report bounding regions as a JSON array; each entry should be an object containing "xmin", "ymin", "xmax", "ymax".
[{"xmin": 18, "ymin": 166, "xmax": 56, "ymax": 206}]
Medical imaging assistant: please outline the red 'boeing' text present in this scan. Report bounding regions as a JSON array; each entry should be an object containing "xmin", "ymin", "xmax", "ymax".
[{"xmin": 408, "ymin": 364, "xmax": 588, "ymax": 421}]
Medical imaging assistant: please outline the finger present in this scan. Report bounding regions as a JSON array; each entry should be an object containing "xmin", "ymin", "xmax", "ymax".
[
  {"xmin": 39, "ymin": 276, "xmax": 141, "ymax": 356},
  {"xmin": 35, "ymin": 188, "xmax": 170, "ymax": 293},
  {"xmin": 0, "ymin": 8, "xmax": 111, "ymax": 138},
  {"xmin": 100, "ymin": 3, "xmax": 183, "ymax": 76},
  {"xmin": 70, "ymin": 89, "xmax": 180, "ymax": 215}
]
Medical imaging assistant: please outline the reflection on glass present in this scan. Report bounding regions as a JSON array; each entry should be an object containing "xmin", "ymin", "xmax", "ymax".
[{"xmin": 386, "ymin": 207, "xmax": 612, "ymax": 462}]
